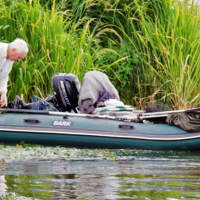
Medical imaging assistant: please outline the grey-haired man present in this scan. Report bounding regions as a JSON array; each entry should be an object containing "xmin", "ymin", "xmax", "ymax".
[{"xmin": 0, "ymin": 38, "xmax": 28, "ymax": 107}]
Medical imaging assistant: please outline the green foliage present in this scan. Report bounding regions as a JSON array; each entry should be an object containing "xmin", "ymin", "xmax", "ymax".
[
  {"xmin": 0, "ymin": 0, "xmax": 112, "ymax": 101},
  {"xmin": 94, "ymin": 44, "xmax": 139, "ymax": 104},
  {"xmin": 0, "ymin": 0, "xmax": 200, "ymax": 109},
  {"xmin": 134, "ymin": 0, "xmax": 200, "ymax": 109}
]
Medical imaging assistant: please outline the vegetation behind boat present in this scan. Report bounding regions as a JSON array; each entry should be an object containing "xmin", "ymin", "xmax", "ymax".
[{"xmin": 0, "ymin": 0, "xmax": 200, "ymax": 110}]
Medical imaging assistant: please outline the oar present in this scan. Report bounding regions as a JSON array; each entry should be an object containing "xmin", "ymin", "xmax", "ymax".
[
  {"xmin": 114, "ymin": 108, "xmax": 200, "ymax": 121},
  {"xmin": 125, "ymin": 108, "xmax": 200, "ymax": 120},
  {"xmin": 1, "ymin": 107, "xmax": 199, "ymax": 121},
  {"xmin": 142, "ymin": 109, "xmax": 185, "ymax": 116},
  {"xmin": 0, "ymin": 108, "xmax": 139, "ymax": 122},
  {"xmin": 0, "ymin": 108, "xmax": 50, "ymax": 115},
  {"xmin": 141, "ymin": 108, "xmax": 200, "ymax": 117},
  {"xmin": 0, "ymin": 108, "xmax": 117, "ymax": 120}
]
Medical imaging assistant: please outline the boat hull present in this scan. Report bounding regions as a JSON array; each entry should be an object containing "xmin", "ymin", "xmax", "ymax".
[{"xmin": 0, "ymin": 112, "xmax": 199, "ymax": 151}]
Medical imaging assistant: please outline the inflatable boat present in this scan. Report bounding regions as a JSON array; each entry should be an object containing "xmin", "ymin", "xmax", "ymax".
[
  {"xmin": 0, "ymin": 107, "xmax": 200, "ymax": 151},
  {"xmin": 4, "ymin": 72, "xmax": 200, "ymax": 151}
]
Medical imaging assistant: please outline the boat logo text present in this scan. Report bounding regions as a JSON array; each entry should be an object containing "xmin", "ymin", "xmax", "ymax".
[{"xmin": 51, "ymin": 120, "xmax": 74, "ymax": 127}]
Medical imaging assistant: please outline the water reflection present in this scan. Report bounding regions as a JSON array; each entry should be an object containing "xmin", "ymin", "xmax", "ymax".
[
  {"xmin": 0, "ymin": 175, "xmax": 7, "ymax": 193},
  {"xmin": 1, "ymin": 150, "xmax": 200, "ymax": 199},
  {"xmin": 0, "ymin": 165, "xmax": 7, "ymax": 194}
]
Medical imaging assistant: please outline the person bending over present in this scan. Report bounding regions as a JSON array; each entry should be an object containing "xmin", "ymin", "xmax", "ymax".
[
  {"xmin": 78, "ymin": 71, "xmax": 120, "ymax": 114},
  {"xmin": 0, "ymin": 38, "xmax": 28, "ymax": 107}
]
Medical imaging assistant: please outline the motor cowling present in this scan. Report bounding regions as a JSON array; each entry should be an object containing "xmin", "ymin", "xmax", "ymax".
[{"xmin": 51, "ymin": 73, "xmax": 80, "ymax": 112}]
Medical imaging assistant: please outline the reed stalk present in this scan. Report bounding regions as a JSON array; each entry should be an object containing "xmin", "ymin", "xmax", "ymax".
[
  {"xmin": 0, "ymin": 0, "xmax": 122, "ymax": 102},
  {"xmin": 1, "ymin": 0, "xmax": 200, "ymax": 110}
]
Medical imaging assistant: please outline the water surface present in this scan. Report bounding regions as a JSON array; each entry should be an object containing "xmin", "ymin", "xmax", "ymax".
[{"xmin": 0, "ymin": 145, "xmax": 199, "ymax": 199}]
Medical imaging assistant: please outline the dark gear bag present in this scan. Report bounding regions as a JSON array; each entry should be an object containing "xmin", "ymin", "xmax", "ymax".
[
  {"xmin": 50, "ymin": 73, "xmax": 80, "ymax": 112},
  {"xmin": 166, "ymin": 112, "xmax": 200, "ymax": 132}
]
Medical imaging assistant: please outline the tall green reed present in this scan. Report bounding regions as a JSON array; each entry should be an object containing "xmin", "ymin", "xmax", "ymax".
[
  {"xmin": 1, "ymin": 0, "xmax": 200, "ymax": 109},
  {"xmin": 87, "ymin": 0, "xmax": 200, "ymax": 109},
  {"xmin": 0, "ymin": 0, "xmax": 122, "ymax": 102},
  {"xmin": 132, "ymin": 0, "xmax": 200, "ymax": 109},
  {"xmin": 54, "ymin": 0, "xmax": 155, "ymax": 106}
]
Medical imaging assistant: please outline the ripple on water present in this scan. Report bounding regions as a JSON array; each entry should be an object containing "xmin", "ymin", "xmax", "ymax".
[{"xmin": 0, "ymin": 144, "xmax": 200, "ymax": 199}]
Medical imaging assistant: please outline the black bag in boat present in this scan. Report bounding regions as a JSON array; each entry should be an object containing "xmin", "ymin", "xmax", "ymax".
[
  {"xmin": 166, "ymin": 112, "xmax": 200, "ymax": 132},
  {"xmin": 50, "ymin": 73, "xmax": 80, "ymax": 112},
  {"xmin": 8, "ymin": 95, "xmax": 58, "ymax": 111}
]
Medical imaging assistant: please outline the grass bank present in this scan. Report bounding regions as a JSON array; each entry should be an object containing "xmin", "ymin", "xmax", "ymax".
[{"xmin": 0, "ymin": 0, "xmax": 200, "ymax": 109}]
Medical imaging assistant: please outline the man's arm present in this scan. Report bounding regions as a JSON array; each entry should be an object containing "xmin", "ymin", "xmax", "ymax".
[
  {"xmin": 0, "ymin": 91, "xmax": 7, "ymax": 107},
  {"xmin": 0, "ymin": 76, "xmax": 9, "ymax": 108}
]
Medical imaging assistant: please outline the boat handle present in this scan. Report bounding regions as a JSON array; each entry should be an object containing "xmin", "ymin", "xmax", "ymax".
[
  {"xmin": 23, "ymin": 118, "xmax": 41, "ymax": 124},
  {"xmin": 118, "ymin": 124, "xmax": 134, "ymax": 129}
]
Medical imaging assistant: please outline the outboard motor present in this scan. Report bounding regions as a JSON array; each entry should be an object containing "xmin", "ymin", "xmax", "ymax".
[
  {"xmin": 8, "ymin": 73, "xmax": 80, "ymax": 113},
  {"xmin": 49, "ymin": 73, "xmax": 80, "ymax": 112}
]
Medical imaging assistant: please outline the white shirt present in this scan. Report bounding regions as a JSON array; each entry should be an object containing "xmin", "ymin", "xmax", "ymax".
[{"xmin": 0, "ymin": 42, "xmax": 14, "ymax": 92}]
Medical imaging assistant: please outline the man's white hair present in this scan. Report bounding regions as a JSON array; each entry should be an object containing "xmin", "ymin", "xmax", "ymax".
[{"xmin": 9, "ymin": 38, "xmax": 28, "ymax": 53}]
